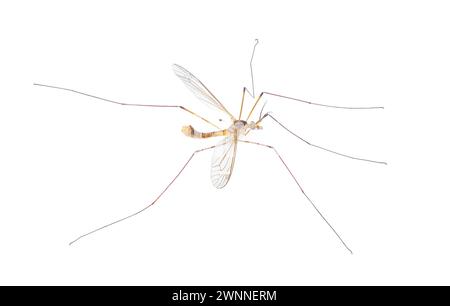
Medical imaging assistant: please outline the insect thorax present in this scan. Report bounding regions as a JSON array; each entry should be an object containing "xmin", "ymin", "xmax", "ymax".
[
  {"xmin": 228, "ymin": 120, "xmax": 244, "ymax": 132},
  {"xmin": 229, "ymin": 120, "xmax": 256, "ymax": 135}
]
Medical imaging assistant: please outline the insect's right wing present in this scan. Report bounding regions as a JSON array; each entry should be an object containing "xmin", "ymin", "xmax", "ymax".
[
  {"xmin": 210, "ymin": 133, "xmax": 237, "ymax": 189},
  {"xmin": 173, "ymin": 64, "xmax": 235, "ymax": 120}
]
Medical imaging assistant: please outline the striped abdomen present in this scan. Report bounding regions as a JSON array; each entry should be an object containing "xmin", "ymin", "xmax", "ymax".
[{"xmin": 181, "ymin": 125, "xmax": 228, "ymax": 139}]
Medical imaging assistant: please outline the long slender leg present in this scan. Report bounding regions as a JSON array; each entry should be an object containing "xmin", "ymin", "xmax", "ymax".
[
  {"xmin": 69, "ymin": 144, "xmax": 219, "ymax": 245},
  {"xmin": 246, "ymin": 91, "xmax": 384, "ymax": 122},
  {"xmin": 262, "ymin": 92, "xmax": 385, "ymax": 110},
  {"xmin": 33, "ymin": 83, "xmax": 221, "ymax": 130},
  {"xmin": 246, "ymin": 92, "xmax": 264, "ymax": 121},
  {"xmin": 239, "ymin": 39, "xmax": 260, "ymax": 120},
  {"xmin": 239, "ymin": 139, "xmax": 353, "ymax": 254},
  {"xmin": 239, "ymin": 87, "xmax": 257, "ymax": 120},
  {"xmin": 256, "ymin": 113, "xmax": 387, "ymax": 165},
  {"xmin": 249, "ymin": 39, "xmax": 259, "ymax": 98},
  {"xmin": 243, "ymin": 87, "xmax": 254, "ymax": 98},
  {"xmin": 238, "ymin": 87, "xmax": 246, "ymax": 120}
]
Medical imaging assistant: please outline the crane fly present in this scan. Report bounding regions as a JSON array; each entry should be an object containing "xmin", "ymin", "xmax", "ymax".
[{"xmin": 34, "ymin": 39, "xmax": 386, "ymax": 253}]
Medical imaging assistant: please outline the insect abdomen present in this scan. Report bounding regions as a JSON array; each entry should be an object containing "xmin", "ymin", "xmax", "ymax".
[{"xmin": 181, "ymin": 125, "xmax": 227, "ymax": 138}]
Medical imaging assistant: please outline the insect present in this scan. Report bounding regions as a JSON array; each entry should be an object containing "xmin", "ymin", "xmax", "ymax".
[{"xmin": 34, "ymin": 39, "xmax": 386, "ymax": 253}]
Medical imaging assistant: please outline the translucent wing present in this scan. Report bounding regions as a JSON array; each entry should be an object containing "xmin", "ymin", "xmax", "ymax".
[
  {"xmin": 211, "ymin": 133, "xmax": 237, "ymax": 189},
  {"xmin": 173, "ymin": 64, "xmax": 234, "ymax": 120}
]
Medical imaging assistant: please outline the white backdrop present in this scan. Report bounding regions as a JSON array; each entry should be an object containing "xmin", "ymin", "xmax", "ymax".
[{"xmin": 1, "ymin": 1, "xmax": 449, "ymax": 285}]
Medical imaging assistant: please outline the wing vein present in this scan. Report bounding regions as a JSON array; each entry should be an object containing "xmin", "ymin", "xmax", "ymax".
[
  {"xmin": 210, "ymin": 133, "xmax": 237, "ymax": 189},
  {"xmin": 173, "ymin": 64, "xmax": 235, "ymax": 120}
]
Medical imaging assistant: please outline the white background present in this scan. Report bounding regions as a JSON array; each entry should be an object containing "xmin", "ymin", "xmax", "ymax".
[{"xmin": 1, "ymin": 0, "xmax": 449, "ymax": 285}]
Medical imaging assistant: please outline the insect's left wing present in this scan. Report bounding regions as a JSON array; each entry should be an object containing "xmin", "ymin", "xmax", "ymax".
[
  {"xmin": 173, "ymin": 64, "xmax": 235, "ymax": 120},
  {"xmin": 210, "ymin": 134, "xmax": 237, "ymax": 189}
]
